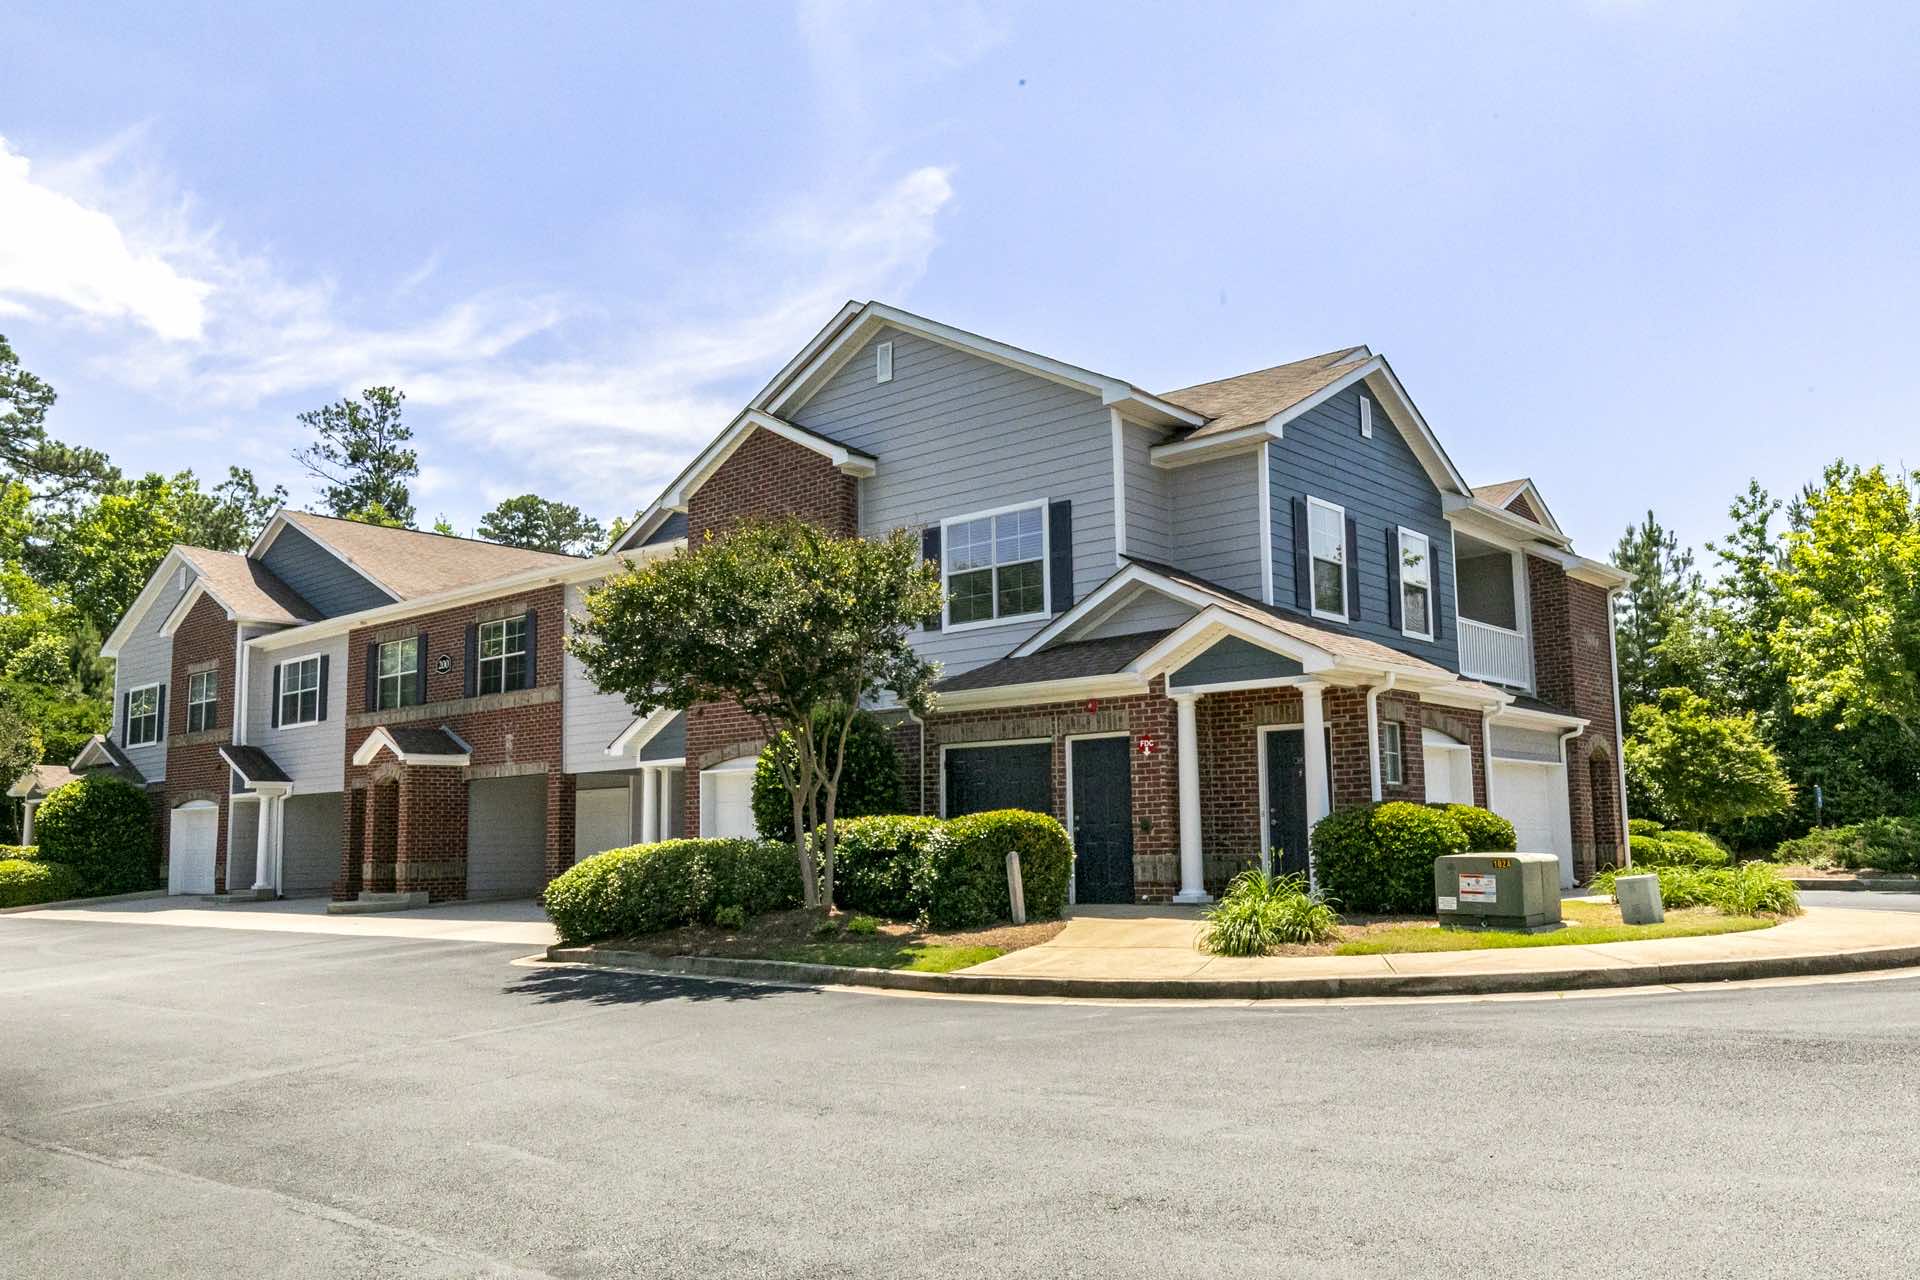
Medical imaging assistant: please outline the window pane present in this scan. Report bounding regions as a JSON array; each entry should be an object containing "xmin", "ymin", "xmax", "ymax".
[
  {"xmin": 301, "ymin": 688, "xmax": 319, "ymax": 721},
  {"xmin": 996, "ymin": 560, "xmax": 1043, "ymax": 618},
  {"xmin": 1404, "ymin": 583, "xmax": 1430, "ymax": 636},
  {"xmin": 1313, "ymin": 560, "xmax": 1346, "ymax": 615},
  {"xmin": 996, "ymin": 507, "xmax": 1041, "ymax": 565},
  {"xmin": 480, "ymin": 623, "xmax": 504, "ymax": 659},
  {"xmin": 947, "ymin": 518, "xmax": 993, "ymax": 572},
  {"xmin": 948, "ymin": 568, "xmax": 993, "ymax": 624},
  {"xmin": 504, "ymin": 653, "xmax": 527, "ymax": 691},
  {"xmin": 1309, "ymin": 503, "xmax": 1343, "ymax": 558},
  {"xmin": 1400, "ymin": 533, "xmax": 1429, "ymax": 588}
]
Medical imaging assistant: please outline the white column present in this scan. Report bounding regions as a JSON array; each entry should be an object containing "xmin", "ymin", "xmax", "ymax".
[
  {"xmin": 640, "ymin": 766, "xmax": 660, "ymax": 843},
  {"xmin": 1300, "ymin": 682, "xmax": 1329, "ymax": 892},
  {"xmin": 1481, "ymin": 708, "xmax": 1498, "ymax": 813},
  {"xmin": 251, "ymin": 795, "xmax": 274, "ymax": 892},
  {"xmin": 21, "ymin": 799, "xmax": 37, "ymax": 846},
  {"xmin": 1172, "ymin": 693, "xmax": 1210, "ymax": 904}
]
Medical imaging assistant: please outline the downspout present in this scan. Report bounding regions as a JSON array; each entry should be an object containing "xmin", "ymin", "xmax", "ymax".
[
  {"xmin": 1480, "ymin": 707, "xmax": 1498, "ymax": 812},
  {"xmin": 1606, "ymin": 586, "xmax": 1631, "ymax": 867},
  {"xmin": 1366, "ymin": 673, "xmax": 1398, "ymax": 802}
]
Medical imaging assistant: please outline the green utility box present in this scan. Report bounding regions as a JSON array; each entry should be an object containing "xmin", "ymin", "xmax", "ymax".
[{"xmin": 1434, "ymin": 852, "xmax": 1562, "ymax": 932}]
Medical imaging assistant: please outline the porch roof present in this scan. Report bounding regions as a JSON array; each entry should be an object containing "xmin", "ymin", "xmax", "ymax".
[
  {"xmin": 936, "ymin": 629, "xmax": 1173, "ymax": 693},
  {"xmin": 219, "ymin": 744, "xmax": 292, "ymax": 787},
  {"xmin": 351, "ymin": 725, "xmax": 474, "ymax": 767}
]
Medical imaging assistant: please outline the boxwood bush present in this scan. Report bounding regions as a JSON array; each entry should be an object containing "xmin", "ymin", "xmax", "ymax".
[
  {"xmin": 831, "ymin": 815, "xmax": 943, "ymax": 920},
  {"xmin": 34, "ymin": 774, "xmax": 157, "ymax": 895},
  {"xmin": 0, "ymin": 844, "xmax": 37, "ymax": 861},
  {"xmin": 0, "ymin": 857, "xmax": 84, "ymax": 908},
  {"xmin": 542, "ymin": 838, "xmax": 802, "ymax": 944},
  {"xmin": 1629, "ymin": 829, "xmax": 1731, "ymax": 869},
  {"xmin": 1442, "ymin": 804, "xmax": 1516, "ymax": 853},
  {"xmin": 931, "ymin": 809, "xmax": 1072, "ymax": 929},
  {"xmin": 1313, "ymin": 801, "xmax": 1469, "ymax": 913}
]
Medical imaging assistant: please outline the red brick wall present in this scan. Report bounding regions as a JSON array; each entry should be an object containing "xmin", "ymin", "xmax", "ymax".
[
  {"xmin": 683, "ymin": 700, "xmax": 768, "ymax": 837},
  {"xmin": 1420, "ymin": 702, "xmax": 1490, "ymax": 808},
  {"xmin": 164, "ymin": 592, "xmax": 239, "ymax": 891},
  {"xmin": 1527, "ymin": 557, "xmax": 1626, "ymax": 878},
  {"xmin": 686, "ymin": 427, "xmax": 858, "ymax": 542}
]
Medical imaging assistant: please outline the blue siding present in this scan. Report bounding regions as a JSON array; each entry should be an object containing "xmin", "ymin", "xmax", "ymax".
[
  {"xmin": 1267, "ymin": 384, "xmax": 1459, "ymax": 669},
  {"xmin": 260, "ymin": 523, "xmax": 395, "ymax": 617},
  {"xmin": 637, "ymin": 711, "xmax": 687, "ymax": 762},
  {"xmin": 642, "ymin": 511, "xmax": 687, "ymax": 546},
  {"xmin": 1171, "ymin": 636, "xmax": 1303, "ymax": 687}
]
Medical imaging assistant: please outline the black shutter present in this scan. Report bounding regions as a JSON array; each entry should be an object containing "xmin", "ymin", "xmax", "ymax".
[
  {"xmin": 1291, "ymin": 498, "xmax": 1311, "ymax": 609},
  {"xmin": 1384, "ymin": 528, "xmax": 1402, "ymax": 632},
  {"xmin": 920, "ymin": 526, "xmax": 943, "ymax": 631},
  {"xmin": 414, "ymin": 631, "xmax": 430, "ymax": 704},
  {"xmin": 271, "ymin": 664, "xmax": 282, "ymax": 728},
  {"xmin": 521, "ymin": 610, "xmax": 538, "ymax": 691},
  {"xmin": 364, "ymin": 643, "xmax": 378, "ymax": 712},
  {"xmin": 1433, "ymin": 568, "xmax": 1446, "ymax": 642},
  {"xmin": 1345, "ymin": 517, "xmax": 1361, "ymax": 622},
  {"xmin": 121, "ymin": 691, "xmax": 130, "ymax": 743},
  {"xmin": 463, "ymin": 624, "xmax": 479, "ymax": 698},
  {"xmin": 317, "ymin": 654, "xmax": 330, "ymax": 721},
  {"xmin": 1048, "ymin": 499, "xmax": 1074, "ymax": 613},
  {"xmin": 155, "ymin": 684, "xmax": 166, "ymax": 739}
]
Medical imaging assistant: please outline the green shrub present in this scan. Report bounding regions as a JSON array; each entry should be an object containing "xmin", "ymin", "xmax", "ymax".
[
  {"xmin": 1202, "ymin": 870, "xmax": 1341, "ymax": 956},
  {"xmin": 752, "ymin": 707, "xmax": 906, "ymax": 841},
  {"xmin": 1655, "ymin": 829, "xmax": 1732, "ymax": 868},
  {"xmin": 1627, "ymin": 818, "xmax": 1667, "ymax": 838},
  {"xmin": 0, "ymin": 844, "xmax": 37, "ymax": 861},
  {"xmin": 1313, "ymin": 801, "xmax": 1468, "ymax": 914},
  {"xmin": 1443, "ymin": 804, "xmax": 1516, "ymax": 853},
  {"xmin": 1776, "ymin": 817, "xmax": 1920, "ymax": 873},
  {"xmin": 0, "ymin": 857, "xmax": 85, "ymax": 908},
  {"xmin": 541, "ymin": 838, "xmax": 802, "ymax": 944},
  {"xmin": 1593, "ymin": 863, "xmax": 1800, "ymax": 917},
  {"xmin": 828, "ymin": 815, "xmax": 944, "ymax": 920},
  {"xmin": 931, "ymin": 809, "xmax": 1072, "ymax": 929},
  {"xmin": 846, "ymin": 914, "xmax": 880, "ymax": 935},
  {"xmin": 713, "ymin": 904, "xmax": 746, "ymax": 931},
  {"xmin": 34, "ymin": 774, "xmax": 156, "ymax": 895}
]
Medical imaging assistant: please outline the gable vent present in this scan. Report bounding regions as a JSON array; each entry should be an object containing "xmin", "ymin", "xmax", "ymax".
[
  {"xmin": 1359, "ymin": 395, "xmax": 1373, "ymax": 438},
  {"xmin": 876, "ymin": 341, "xmax": 893, "ymax": 384}
]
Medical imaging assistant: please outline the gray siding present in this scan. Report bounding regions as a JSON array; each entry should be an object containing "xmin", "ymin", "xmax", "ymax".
[
  {"xmin": 1170, "ymin": 636, "xmax": 1303, "ymax": 687},
  {"xmin": 1080, "ymin": 588, "xmax": 1197, "ymax": 641},
  {"xmin": 788, "ymin": 328, "xmax": 1117, "ymax": 678},
  {"xmin": 1169, "ymin": 452, "xmax": 1264, "ymax": 598},
  {"xmin": 1267, "ymin": 384, "xmax": 1459, "ymax": 669},
  {"xmin": 260, "ymin": 523, "xmax": 393, "ymax": 617},
  {"xmin": 1120, "ymin": 420, "xmax": 1171, "ymax": 562},
  {"xmin": 281, "ymin": 792, "xmax": 342, "ymax": 897},
  {"xmin": 244, "ymin": 633, "xmax": 348, "ymax": 793},
  {"xmin": 564, "ymin": 580, "xmax": 646, "ymax": 774},
  {"xmin": 637, "ymin": 712, "xmax": 686, "ymax": 762},
  {"xmin": 642, "ymin": 511, "xmax": 687, "ymax": 545},
  {"xmin": 112, "ymin": 564, "xmax": 193, "ymax": 782}
]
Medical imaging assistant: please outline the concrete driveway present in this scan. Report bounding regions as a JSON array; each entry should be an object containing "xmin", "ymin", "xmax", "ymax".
[{"xmin": 5, "ymin": 894, "xmax": 557, "ymax": 946}]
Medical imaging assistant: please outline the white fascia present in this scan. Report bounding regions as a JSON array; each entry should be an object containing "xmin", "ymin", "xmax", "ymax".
[{"xmin": 606, "ymin": 706, "xmax": 679, "ymax": 757}]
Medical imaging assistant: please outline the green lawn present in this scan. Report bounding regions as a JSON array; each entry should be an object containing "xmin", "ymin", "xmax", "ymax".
[
  {"xmin": 1334, "ymin": 901, "xmax": 1776, "ymax": 955},
  {"xmin": 767, "ymin": 941, "xmax": 1005, "ymax": 972}
]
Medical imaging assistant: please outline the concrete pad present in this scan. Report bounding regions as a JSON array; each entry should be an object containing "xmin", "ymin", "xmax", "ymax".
[{"xmin": 4, "ymin": 894, "xmax": 557, "ymax": 946}]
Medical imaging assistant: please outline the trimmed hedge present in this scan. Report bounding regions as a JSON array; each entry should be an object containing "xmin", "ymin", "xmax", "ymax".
[
  {"xmin": 1775, "ymin": 817, "xmax": 1920, "ymax": 873},
  {"xmin": 831, "ymin": 815, "xmax": 942, "ymax": 921},
  {"xmin": 1443, "ymin": 804, "xmax": 1516, "ymax": 853},
  {"xmin": 1630, "ymin": 829, "xmax": 1731, "ymax": 869},
  {"xmin": 0, "ymin": 844, "xmax": 37, "ymax": 861},
  {"xmin": 1313, "ymin": 801, "xmax": 1469, "ymax": 914},
  {"xmin": 828, "ymin": 809, "xmax": 1072, "ymax": 929},
  {"xmin": 1627, "ymin": 817, "xmax": 1667, "ymax": 838},
  {"xmin": 0, "ymin": 857, "xmax": 84, "ymax": 908},
  {"xmin": 34, "ymin": 774, "xmax": 157, "ymax": 895},
  {"xmin": 542, "ymin": 838, "xmax": 803, "ymax": 944}
]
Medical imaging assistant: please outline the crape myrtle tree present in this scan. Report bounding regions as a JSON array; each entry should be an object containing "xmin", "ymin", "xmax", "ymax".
[{"xmin": 570, "ymin": 518, "xmax": 943, "ymax": 909}]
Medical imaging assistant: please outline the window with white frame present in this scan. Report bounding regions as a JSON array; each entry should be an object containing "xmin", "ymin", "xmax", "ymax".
[
  {"xmin": 186, "ymin": 670, "xmax": 217, "ymax": 733},
  {"xmin": 125, "ymin": 683, "xmax": 161, "ymax": 747},
  {"xmin": 1307, "ymin": 497, "xmax": 1347, "ymax": 620},
  {"xmin": 279, "ymin": 655, "xmax": 322, "ymax": 725},
  {"xmin": 478, "ymin": 617, "xmax": 529, "ymax": 695},
  {"xmin": 376, "ymin": 638, "xmax": 417, "ymax": 710},
  {"xmin": 1399, "ymin": 528, "xmax": 1433, "ymax": 640},
  {"xmin": 943, "ymin": 503, "xmax": 1046, "ymax": 628},
  {"xmin": 1382, "ymin": 721, "xmax": 1404, "ymax": 786}
]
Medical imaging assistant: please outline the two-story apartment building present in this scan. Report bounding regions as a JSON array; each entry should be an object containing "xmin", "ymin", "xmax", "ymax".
[{"xmin": 86, "ymin": 299, "xmax": 1626, "ymax": 906}]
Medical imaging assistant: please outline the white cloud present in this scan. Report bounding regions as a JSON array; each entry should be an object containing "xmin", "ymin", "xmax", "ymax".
[{"xmin": 0, "ymin": 136, "xmax": 214, "ymax": 340}]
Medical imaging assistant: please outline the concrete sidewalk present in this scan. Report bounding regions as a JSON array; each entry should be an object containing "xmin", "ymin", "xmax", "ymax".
[{"xmin": 3, "ymin": 894, "xmax": 558, "ymax": 946}]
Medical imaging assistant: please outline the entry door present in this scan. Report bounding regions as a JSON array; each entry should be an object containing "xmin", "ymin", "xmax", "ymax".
[
  {"xmin": 168, "ymin": 804, "xmax": 217, "ymax": 895},
  {"xmin": 1069, "ymin": 737, "xmax": 1135, "ymax": 905},
  {"xmin": 1263, "ymin": 730, "xmax": 1311, "ymax": 878}
]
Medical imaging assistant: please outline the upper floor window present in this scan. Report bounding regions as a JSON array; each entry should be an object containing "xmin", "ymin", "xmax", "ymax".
[
  {"xmin": 478, "ymin": 617, "xmax": 529, "ymax": 695},
  {"xmin": 186, "ymin": 670, "xmax": 217, "ymax": 733},
  {"xmin": 1398, "ymin": 528, "xmax": 1433, "ymax": 641},
  {"xmin": 376, "ymin": 638, "xmax": 418, "ymax": 710},
  {"xmin": 1382, "ymin": 721, "xmax": 1404, "ymax": 785},
  {"xmin": 280, "ymin": 655, "xmax": 322, "ymax": 726},
  {"xmin": 125, "ymin": 683, "xmax": 161, "ymax": 747},
  {"xmin": 943, "ymin": 502, "xmax": 1046, "ymax": 629},
  {"xmin": 1306, "ymin": 497, "xmax": 1347, "ymax": 621}
]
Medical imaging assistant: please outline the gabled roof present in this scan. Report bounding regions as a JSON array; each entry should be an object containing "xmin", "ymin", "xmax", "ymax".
[
  {"xmin": 1159, "ymin": 347, "xmax": 1373, "ymax": 438},
  {"xmin": 7, "ymin": 763, "xmax": 76, "ymax": 800},
  {"xmin": 644, "ymin": 410, "xmax": 878, "ymax": 520},
  {"xmin": 72, "ymin": 734, "xmax": 137, "ymax": 775},
  {"xmin": 1471, "ymin": 478, "xmax": 1564, "ymax": 537},
  {"xmin": 163, "ymin": 547, "xmax": 321, "ymax": 634},
  {"xmin": 351, "ymin": 725, "xmax": 474, "ymax": 768},
  {"xmin": 219, "ymin": 744, "xmax": 292, "ymax": 787},
  {"xmin": 937, "ymin": 629, "xmax": 1174, "ymax": 693},
  {"xmin": 254, "ymin": 510, "xmax": 581, "ymax": 602}
]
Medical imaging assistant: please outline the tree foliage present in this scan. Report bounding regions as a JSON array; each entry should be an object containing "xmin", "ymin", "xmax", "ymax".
[
  {"xmin": 572, "ymin": 518, "xmax": 942, "ymax": 907},
  {"xmin": 752, "ymin": 707, "xmax": 905, "ymax": 841},
  {"xmin": 477, "ymin": 493, "xmax": 604, "ymax": 556},
  {"xmin": 292, "ymin": 386, "xmax": 417, "ymax": 526},
  {"xmin": 1611, "ymin": 510, "xmax": 1709, "ymax": 706},
  {"xmin": 0, "ymin": 333, "xmax": 112, "ymax": 498},
  {"xmin": 1623, "ymin": 688, "xmax": 1794, "ymax": 831}
]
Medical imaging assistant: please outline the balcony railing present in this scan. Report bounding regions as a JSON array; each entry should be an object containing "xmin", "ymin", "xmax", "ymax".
[{"xmin": 1458, "ymin": 617, "xmax": 1532, "ymax": 690}]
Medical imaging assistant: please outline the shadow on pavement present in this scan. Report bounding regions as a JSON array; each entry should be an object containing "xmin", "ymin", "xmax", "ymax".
[{"xmin": 505, "ymin": 963, "xmax": 818, "ymax": 1007}]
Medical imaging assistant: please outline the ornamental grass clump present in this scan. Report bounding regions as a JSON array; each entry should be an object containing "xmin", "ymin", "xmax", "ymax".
[
  {"xmin": 1592, "ymin": 862, "xmax": 1800, "ymax": 918},
  {"xmin": 1201, "ymin": 870, "xmax": 1341, "ymax": 956}
]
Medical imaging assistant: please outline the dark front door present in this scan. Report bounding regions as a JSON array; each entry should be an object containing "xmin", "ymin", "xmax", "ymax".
[
  {"xmin": 1264, "ymin": 729, "xmax": 1310, "ymax": 878},
  {"xmin": 944, "ymin": 743, "xmax": 1051, "ymax": 817},
  {"xmin": 1070, "ymin": 736, "xmax": 1135, "ymax": 904}
]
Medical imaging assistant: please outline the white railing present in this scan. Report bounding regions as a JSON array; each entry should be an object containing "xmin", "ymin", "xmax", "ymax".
[{"xmin": 1458, "ymin": 618, "xmax": 1532, "ymax": 690}]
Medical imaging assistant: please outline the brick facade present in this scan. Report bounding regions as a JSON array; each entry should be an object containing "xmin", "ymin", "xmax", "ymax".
[
  {"xmin": 164, "ymin": 592, "xmax": 240, "ymax": 892},
  {"xmin": 1527, "ymin": 555, "xmax": 1626, "ymax": 878},
  {"xmin": 686, "ymin": 427, "xmax": 858, "ymax": 543}
]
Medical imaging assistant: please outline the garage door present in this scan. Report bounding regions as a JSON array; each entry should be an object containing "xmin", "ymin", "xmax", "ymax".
[
  {"xmin": 944, "ymin": 742, "xmax": 1051, "ymax": 817},
  {"xmin": 466, "ymin": 774, "xmax": 548, "ymax": 899},
  {"xmin": 168, "ymin": 803, "xmax": 217, "ymax": 895},
  {"xmin": 575, "ymin": 784, "xmax": 632, "ymax": 863},
  {"xmin": 702, "ymin": 762, "xmax": 757, "ymax": 839},
  {"xmin": 1492, "ymin": 760, "xmax": 1573, "ymax": 888},
  {"xmin": 281, "ymin": 793, "xmax": 342, "ymax": 898}
]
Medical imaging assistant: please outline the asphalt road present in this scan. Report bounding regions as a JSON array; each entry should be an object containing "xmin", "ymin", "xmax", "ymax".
[
  {"xmin": 5, "ymin": 914, "xmax": 1919, "ymax": 1279},
  {"xmin": 1799, "ymin": 888, "xmax": 1920, "ymax": 912}
]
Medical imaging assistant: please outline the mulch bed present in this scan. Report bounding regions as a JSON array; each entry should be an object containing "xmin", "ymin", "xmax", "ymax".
[{"xmin": 596, "ymin": 907, "xmax": 1067, "ymax": 960}]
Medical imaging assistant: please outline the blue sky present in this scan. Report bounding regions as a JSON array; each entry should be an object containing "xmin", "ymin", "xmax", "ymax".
[{"xmin": 3, "ymin": 1, "xmax": 1916, "ymax": 563}]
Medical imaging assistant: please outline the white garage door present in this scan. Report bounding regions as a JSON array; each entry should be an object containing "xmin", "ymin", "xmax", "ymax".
[
  {"xmin": 1492, "ymin": 760, "xmax": 1573, "ymax": 888},
  {"xmin": 466, "ymin": 774, "xmax": 548, "ymax": 899},
  {"xmin": 168, "ymin": 803, "xmax": 217, "ymax": 895},
  {"xmin": 574, "ymin": 785, "xmax": 632, "ymax": 864},
  {"xmin": 701, "ymin": 760, "xmax": 757, "ymax": 839}
]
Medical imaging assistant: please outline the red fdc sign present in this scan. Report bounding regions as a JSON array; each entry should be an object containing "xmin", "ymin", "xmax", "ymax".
[{"xmin": 1137, "ymin": 735, "xmax": 1158, "ymax": 757}]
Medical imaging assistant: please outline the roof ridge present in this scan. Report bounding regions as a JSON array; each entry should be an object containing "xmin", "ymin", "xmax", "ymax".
[
  {"xmin": 285, "ymin": 509, "xmax": 586, "ymax": 561},
  {"xmin": 1160, "ymin": 346, "xmax": 1369, "ymax": 399}
]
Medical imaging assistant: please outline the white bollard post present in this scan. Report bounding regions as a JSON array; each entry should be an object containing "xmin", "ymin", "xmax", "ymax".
[{"xmin": 1005, "ymin": 849, "xmax": 1026, "ymax": 925}]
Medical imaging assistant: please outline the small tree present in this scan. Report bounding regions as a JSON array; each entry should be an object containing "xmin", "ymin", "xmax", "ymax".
[
  {"xmin": 1624, "ymin": 687, "xmax": 1794, "ymax": 832},
  {"xmin": 571, "ymin": 518, "xmax": 941, "ymax": 908},
  {"xmin": 752, "ymin": 706, "xmax": 905, "ymax": 840},
  {"xmin": 293, "ymin": 386, "xmax": 418, "ymax": 526},
  {"xmin": 478, "ymin": 494, "xmax": 605, "ymax": 556}
]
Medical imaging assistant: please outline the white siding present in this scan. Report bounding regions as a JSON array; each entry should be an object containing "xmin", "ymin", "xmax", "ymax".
[
  {"xmin": 1121, "ymin": 420, "xmax": 1172, "ymax": 563},
  {"xmin": 1169, "ymin": 452, "xmax": 1264, "ymax": 598},
  {"xmin": 564, "ymin": 580, "xmax": 642, "ymax": 774},
  {"xmin": 244, "ymin": 634, "xmax": 348, "ymax": 793},
  {"xmin": 112, "ymin": 565, "xmax": 194, "ymax": 782}
]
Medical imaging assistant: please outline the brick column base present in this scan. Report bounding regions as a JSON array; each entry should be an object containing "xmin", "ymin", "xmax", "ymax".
[
  {"xmin": 396, "ymin": 764, "xmax": 468, "ymax": 901},
  {"xmin": 544, "ymin": 769, "xmax": 575, "ymax": 885}
]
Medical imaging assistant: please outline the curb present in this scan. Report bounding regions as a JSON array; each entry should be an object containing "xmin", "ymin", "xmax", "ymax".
[
  {"xmin": 544, "ymin": 941, "xmax": 1920, "ymax": 1001},
  {"xmin": 0, "ymin": 888, "xmax": 169, "ymax": 916},
  {"xmin": 1790, "ymin": 878, "xmax": 1920, "ymax": 894}
]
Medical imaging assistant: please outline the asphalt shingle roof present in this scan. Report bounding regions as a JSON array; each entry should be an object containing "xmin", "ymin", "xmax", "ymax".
[
  {"xmin": 176, "ymin": 547, "xmax": 321, "ymax": 626},
  {"xmin": 219, "ymin": 745, "xmax": 292, "ymax": 786},
  {"xmin": 282, "ymin": 511, "xmax": 580, "ymax": 601},
  {"xmin": 1159, "ymin": 347, "xmax": 1372, "ymax": 440},
  {"xmin": 936, "ymin": 629, "xmax": 1174, "ymax": 693}
]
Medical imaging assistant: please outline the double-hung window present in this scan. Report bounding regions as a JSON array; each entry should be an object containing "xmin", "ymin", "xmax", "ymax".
[
  {"xmin": 478, "ymin": 617, "xmax": 529, "ymax": 695},
  {"xmin": 125, "ymin": 683, "xmax": 161, "ymax": 747},
  {"xmin": 280, "ymin": 655, "xmax": 322, "ymax": 725},
  {"xmin": 376, "ymin": 638, "xmax": 418, "ymax": 710},
  {"xmin": 1398, "ymin": 528, "xmax": 1433, "ymax": 641},
  {"xmin": 1382, "ymin": 721, "xmax": 1404, "ymax": 786},
  {"xmin": 1306, "ymin": 497, "xmax": 1348, "ymax": 621},
  {"xmin": 943, "ymin": 503, "xmax": 1046, "ymax": 628},
  {"xmin": 186, "ymin": 670, "xmax": 217, "ymax": 733}
]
